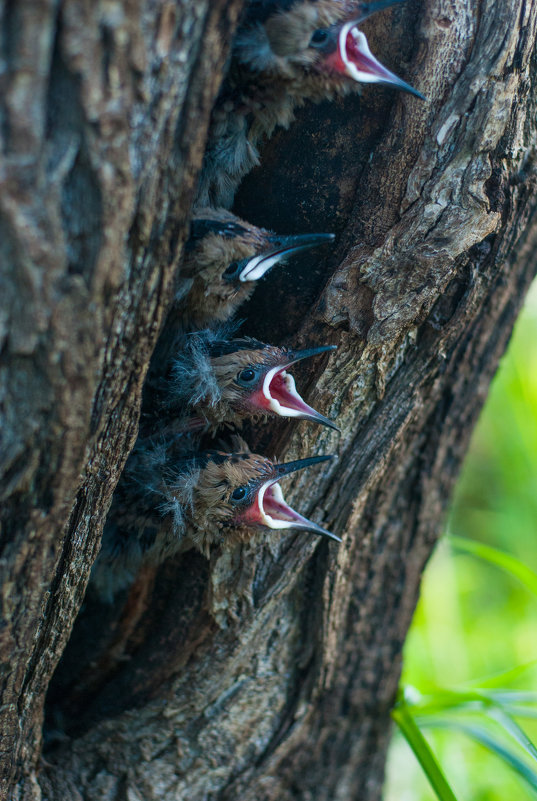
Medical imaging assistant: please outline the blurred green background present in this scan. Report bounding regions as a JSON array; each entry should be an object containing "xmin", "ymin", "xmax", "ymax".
[{"xmin": 384, "ymin": 281, "xmax": 537, "ymax": 801}]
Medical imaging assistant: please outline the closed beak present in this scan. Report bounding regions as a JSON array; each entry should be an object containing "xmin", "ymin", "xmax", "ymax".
[{"xmin": 239, "ymin": 232, "xmax": 335, "ymax": 282}]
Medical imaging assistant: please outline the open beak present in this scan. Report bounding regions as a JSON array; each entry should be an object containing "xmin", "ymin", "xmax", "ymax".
[
  {"xmin": 250, "ymin": 345, "xmax": 339, "ymax": 430},
  {"xmin": 325, "ymin": 5, "xmax": 425, "ymax": 99},
  {"xmin": 237, "ymin": 454, "xmax": 341, "ymax": 542},
  {"xmin": 239, "ymin": 232, "xmax": 335, "ymax": 282}
]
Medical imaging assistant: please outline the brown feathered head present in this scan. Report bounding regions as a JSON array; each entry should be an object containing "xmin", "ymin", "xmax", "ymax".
[
  {"xmin": 169, "ymin": 331, "xmax": 338, "ymax": 431},
  {"xmin": 181, "ymin": 208, "xmax": 334, "ymax": 328},
  {"xmin": 97, "ymin": 435, "xmax": 340, "ymax": 593},
  {"xmin": 234, "ymin": 0, "xmax": 424, "ymax": 99},
  {"xmin": 176, "ymin": 439, "xmax": 340, "ymax": 553}
]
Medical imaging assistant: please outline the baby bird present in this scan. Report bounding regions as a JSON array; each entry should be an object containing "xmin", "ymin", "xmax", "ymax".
[
  {"xmin": 161, "ymin": 329, "xmax": 338, "ymax": 432},
  {"xmin": 151, "ymin": 208, "xmax": 334, "ymax": 375},
  {"xmin": 93, "ymin": 437, "xmax": 339, "ymax": 598},
  {"xmin": 198, "ymin": 0, "xmax": 424, "ymax": 207},
  {"xmin": 180, "ymin": 208, "xmax": 334, "ymax": 328}
]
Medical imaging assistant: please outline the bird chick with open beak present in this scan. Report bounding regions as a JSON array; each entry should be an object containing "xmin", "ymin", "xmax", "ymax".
[
  {"xmin": 162, "ymin": 330, "xmax": 338, "ymax": 433},
  {"xmin": 93, "ymin": 437, "xmax": 339, "ymax": 598},
  {"xmin": 198, "ymin": 0, "xmax": 425, "ymax": 207}
]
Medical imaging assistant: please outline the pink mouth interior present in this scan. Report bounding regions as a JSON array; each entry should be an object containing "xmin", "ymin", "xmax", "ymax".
[
  {"xmin": 345, "ymin": 30, "xmax": 385, "ymax": 76},
  {"xmin": 234, "ymin": 481, "xmax": 307, "ymax": 529},
  {"xmin": 268, "ymin": 369, "xmax": 319, "ymax": 418},
  {"xmin": 263, "ymin": 484, "xmax": 301, "ymax": 524},
  {"xmin": 323, "ymin": 23, "xmax": 398, "ymax": 85},
  {"xmin": 235, "ymin": 480, "xmax": 336, "ymax": 538}
]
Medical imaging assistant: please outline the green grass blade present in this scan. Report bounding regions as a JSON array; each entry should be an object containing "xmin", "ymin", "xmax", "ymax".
[
  {"xmin": 422, "ymin": 719, "xmax": 537, "ymax": 796},
  {"xmin": 403, "ymin": 686, "xmax": 497, "ymax": 717},
  {"xmin": 406, "ymin": 684, "xmax": 537, "ymax": 764},
  {"xmin": 486, "ymin": 706, "xmax": 537, "ymax": 764},
  {"xmin": 404, "ymin": 684, "xmax": 537, "ymax": 711},
  {"xmin": 392, "ymin": 700, "xmax": 459, "ymax": 801},
  {"xmin": 448, "ymin": 535, "xmax": 537, "ymax": 598},
  {"xmin": 466, "ymin": 660, "xmax": 537, "ymax": 690},
  {"xmin": 499, "ymin": 706, "xmax": 537, "ymax": 720},
  {"xmin": 488, "ymin": 692, "xmax": 537, "ymax": 705}
]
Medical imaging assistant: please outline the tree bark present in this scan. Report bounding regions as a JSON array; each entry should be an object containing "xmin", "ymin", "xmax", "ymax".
[
  {"xmin": 0, "ymin": 1, "xmax": 243, "ymax": 798},
  {"xmin": 2, "ymin": 1, "xmax": 537, "ymax": 800}
]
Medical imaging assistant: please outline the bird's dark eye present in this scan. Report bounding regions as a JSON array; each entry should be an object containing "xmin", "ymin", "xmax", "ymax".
[
  {"xmin": 222, "ymin": 261, "xmax": 241, "ymax": 280},
  {"xmin": 310, "ymin": 29, "xmax": 329, "ymax": 47},
  {"xmin": 237, "ymin": 368, "xmax": 257, "ymax": 385},
  {"xmin": 231, "ymin": 486, "xmax": 247, "ymax": 502}
]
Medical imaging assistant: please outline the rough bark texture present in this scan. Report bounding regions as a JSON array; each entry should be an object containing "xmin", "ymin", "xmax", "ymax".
[
  {"xmin": 0, "ymin": 1, "xmax": 243, "ymax": 798},
  {"xmin": 2, "ymin": 1, "xmax": 537, "ymax": 800}
]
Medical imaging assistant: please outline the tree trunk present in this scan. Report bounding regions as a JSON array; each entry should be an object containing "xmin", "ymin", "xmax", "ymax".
[
  {"xmin": 0, "ymin": 1, "xmax": 243, "ymax": 797},
  {"xmin": 2, "ymin": 1, "xmax": 537, "ymax": 800}
]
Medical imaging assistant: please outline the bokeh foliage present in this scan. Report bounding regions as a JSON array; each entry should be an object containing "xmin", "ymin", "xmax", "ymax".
[{"xmin": 384, "ymin": 282, "xmax": 537, "ymax": 800}]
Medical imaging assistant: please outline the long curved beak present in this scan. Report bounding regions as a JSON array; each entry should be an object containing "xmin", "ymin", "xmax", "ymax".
[
  {"xmin": 263, "ymin": 454, "xmax": 340, "ymax": 542},
  {"xmin": 330, "ymin": 16, "xmax": 425, "ymax": 100},
  {"xmin": 287, "ymin": 344, "xmax": 338, "ymax": 364},
  {"xmin": 250, "ymin": 345, "xmax": 340, "ymax": 430},
  {"xmin": 262, "ymin": 482, "xmax": 341, "ymax": 542},
  {"xmin": 272, "ymin": 453, "xmax": 335, "ymax": 478},
  {"xmin": 239, "ymin": 232, "xmax": 335, "ymax": 282},
  {"xmin": 234, "ymin": 454, "xmax": 340, "ymax": 542}
]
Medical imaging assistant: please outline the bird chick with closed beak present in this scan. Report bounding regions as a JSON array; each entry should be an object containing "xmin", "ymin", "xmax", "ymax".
[
  {"xmin": 93, "ymin": 437, "xmax": 339, "ymax": 599},
  {"xmin": 181, "ymin": 208, "xmax": 334, "ymax": 329},
  {"xmin": 152, "ymin": 207, "xmax": 334, "ymax": 374},
  {"xmin": 198, "ymin": 0, "xmax": 425, "ymax": 207},
  {"xmin": 160, "ymin": 330, "xmax": 339, "ymax": 433}
]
